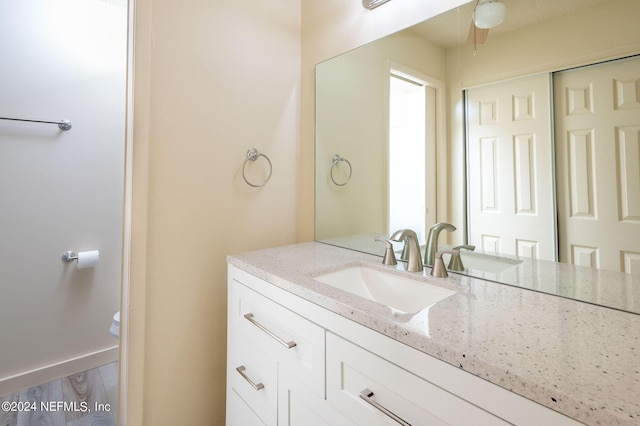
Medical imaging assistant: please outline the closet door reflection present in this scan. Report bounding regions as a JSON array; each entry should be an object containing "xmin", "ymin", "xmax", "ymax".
[
  {"xmin": 554, "ymin": 56, "xmax": 640, "ymax": 273},
  {"xmin": 467, "ymin": 56, "xmax": 640, "ymax": 274},
  {"xmin": 466, "ymin": 73, "xmax": 556, "ymax": 261}
]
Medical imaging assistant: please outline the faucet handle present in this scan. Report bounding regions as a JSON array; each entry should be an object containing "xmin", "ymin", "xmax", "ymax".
[
  {"xmin": 453, "ymin": 244, "xmax": 475, "ymax": 252},
  {"xmin": 430, "ymin": 249, "xmax": 459, "ymax": 278},
  {"xmin": 448, "ymin": 245, "xmax": 475, "ymax": 271},
  {"xmin": 374, "ymin": 236, "xmax": 398, "ymax": 266}
]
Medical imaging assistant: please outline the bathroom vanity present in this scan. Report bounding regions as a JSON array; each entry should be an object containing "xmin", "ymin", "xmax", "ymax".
[{"xmin": 226, "ymin": 243, "xmax": 640, "ymax": 425}]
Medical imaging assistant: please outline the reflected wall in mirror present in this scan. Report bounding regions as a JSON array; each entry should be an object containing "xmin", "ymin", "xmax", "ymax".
[
  {"xmin": 315, "ymin": 32, "xmax": 444, "ymax": 251},
  {"xmin": 315, "ymin": 0, "xmax": 640, "ymax": 313}
]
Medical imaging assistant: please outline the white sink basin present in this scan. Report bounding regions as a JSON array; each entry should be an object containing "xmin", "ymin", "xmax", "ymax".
[
  {"xmin": 458, "ymin": 251, "xmax": 522, "ymax": 274},
  {"xmin": 314, "ymin": 266, "xmax": 456, "ymax": 313}
]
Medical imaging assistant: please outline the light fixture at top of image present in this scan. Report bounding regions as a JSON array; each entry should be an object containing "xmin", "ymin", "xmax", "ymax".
[{"xmin": 474, "ymin": 0, "xmax": 506, "ymax": 29}]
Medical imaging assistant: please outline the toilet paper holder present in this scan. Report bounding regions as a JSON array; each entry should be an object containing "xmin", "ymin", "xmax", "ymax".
[
  {"xmin": 61, "ymin": 250, "xmax": 100, "ymax": 268},
  {"xmin": 62, "ymin": 251, "xmax": 79, "ymax": 262}
]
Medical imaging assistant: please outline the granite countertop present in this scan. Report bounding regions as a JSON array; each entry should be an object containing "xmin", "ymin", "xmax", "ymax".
[{"xmin": 228, "ymin": 242, "xmax": 640, "ymax": 426}]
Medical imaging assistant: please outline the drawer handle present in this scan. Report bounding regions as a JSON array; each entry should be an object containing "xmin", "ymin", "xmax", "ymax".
[
  {"xmin": 359, "ymin": 388, "xmax": 411, "ymax": 426},
  {"xmin": 243, "ymin": 313, "xmax": 297, "ymax": 349},
  {"xmin": 236, "ymin": 366, "xmax": 264, "ymax": 391}
]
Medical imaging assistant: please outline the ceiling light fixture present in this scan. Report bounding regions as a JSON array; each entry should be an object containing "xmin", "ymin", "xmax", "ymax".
[
  {"xmin": 474, "ymin": 0, "xmax": 506, "ymax": 29},
  {"xmin": 362, "ymin": 0, "xmax": 392, "ymax": 10}
]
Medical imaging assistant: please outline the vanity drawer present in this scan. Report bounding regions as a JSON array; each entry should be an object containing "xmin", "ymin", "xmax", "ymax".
[
  {"xmin": 227, "ymin": 336, "xmax": 277, "ymax": 425},
  {"xmin": 229, "ymin": 277, "xmax": 325, "ymax": 395},
  {"xmin": 326, "ymin": 332, "xmax": 508, "ymax": 426}
]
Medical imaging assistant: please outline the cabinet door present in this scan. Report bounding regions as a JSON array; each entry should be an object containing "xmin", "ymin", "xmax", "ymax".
[
  {"xmin": 278, "ymin": 368, "xmax": 354, "ymax": 426},
  {"xmin": 227, "ymin": 388, "xmax": 266, "ymax": 426},
  {"xmin": 326, "ymin": 333, "xmax": 508, "ymax": 426}
]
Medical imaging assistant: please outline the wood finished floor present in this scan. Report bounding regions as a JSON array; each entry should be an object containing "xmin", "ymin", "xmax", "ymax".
[{"xmin": 0, "ymin": 362, "xmax": 118, "ymax": 426}]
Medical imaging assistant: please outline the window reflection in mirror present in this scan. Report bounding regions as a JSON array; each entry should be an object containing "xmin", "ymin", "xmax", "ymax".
[
  {"xmin": 387, "ymin": 64, "xmax": 442, "ymax": 249},
  {"xmin": 389, "ymin": 71, "xmax": 427, "ymax": 243}
]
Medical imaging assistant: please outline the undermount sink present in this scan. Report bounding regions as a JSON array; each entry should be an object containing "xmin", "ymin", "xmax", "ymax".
[
  {"xmin": 458, "ymin": 251, "xmax": 522, "ymax": 274},
  {"xmin": 314, "ymin": 266, "xmax": 456, "ymax": 314}
]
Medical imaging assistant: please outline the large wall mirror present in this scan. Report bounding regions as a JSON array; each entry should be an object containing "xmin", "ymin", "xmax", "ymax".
[{"xmin": 315, "ymin": 0, "xmax": 640, "ymax": 313}]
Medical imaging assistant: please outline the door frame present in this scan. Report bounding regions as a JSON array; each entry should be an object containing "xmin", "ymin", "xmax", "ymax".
[{"xmin": 119, "ymin": 0, "xmax": 144, "ymax": 423}]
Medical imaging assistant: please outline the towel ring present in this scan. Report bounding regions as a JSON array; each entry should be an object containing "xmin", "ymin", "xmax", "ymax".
[
  {"xmin": 330, "ymin": 154, "xmax": 352, "ymax": 186},
  {"xmin": 242, "ymin": 148, "xmax": 272, "ymax": 187}
]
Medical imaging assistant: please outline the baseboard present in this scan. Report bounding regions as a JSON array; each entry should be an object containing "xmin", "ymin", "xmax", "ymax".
[{"xmin": 0, "ymin": 345, "xmax": 119, "ymax": 397}]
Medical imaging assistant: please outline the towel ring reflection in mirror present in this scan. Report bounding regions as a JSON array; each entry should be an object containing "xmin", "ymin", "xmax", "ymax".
[
  {"xmin": 330, "ymin": 154, "xmax": 352, "ymax": 186},
  {"xmin": 242, "ymin": 148, "xmax": 272, "ymax": 187}
]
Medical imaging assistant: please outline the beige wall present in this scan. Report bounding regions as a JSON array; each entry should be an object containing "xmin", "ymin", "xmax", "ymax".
[
  {"xmin": 299, "ymin": 0, "xmax": 469, "ymax": 242},
  {"xmin": 129, "ymin": 0, "xmax": 300, "ymax": 424},
  {"xmin": 315, "ymin": 32, "xmax": 445, "ymax": 241},
  {"xmin": 127, "ymin": 0, "xmax": 468, "ymax": 423},
  {"xmin": 445, "ymin": 0, "xmax": 640, "ymax": 245}
]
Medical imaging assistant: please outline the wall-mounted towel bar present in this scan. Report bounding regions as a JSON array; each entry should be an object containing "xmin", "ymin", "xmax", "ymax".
[{"xmin": 0, "ymin": 116, "xmax": 72, "ymax": 131}]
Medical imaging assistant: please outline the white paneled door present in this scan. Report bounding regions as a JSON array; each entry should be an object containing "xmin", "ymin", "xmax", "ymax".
[
  {"xmin": 554, "ymin": 56, "xmax": 640, "ymax": 273},
  {"xmin": 467, "ymin": 74, "xmax": 556, "ymax": 261}
]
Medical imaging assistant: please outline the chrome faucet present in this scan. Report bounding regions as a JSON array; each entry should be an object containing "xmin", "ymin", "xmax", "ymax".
[
  {"xmin": 424, "ymin": 222, "xmax": 456, "ymax": 267},
  {"xmin": 390, "ymin": 229, "xmax": 423, "ymax": 272}
]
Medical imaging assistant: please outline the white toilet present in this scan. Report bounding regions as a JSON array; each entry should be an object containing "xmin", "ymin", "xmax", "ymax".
[{"xmin": 109, "ymin": 311, "xmax": 120, "ymax": 339}]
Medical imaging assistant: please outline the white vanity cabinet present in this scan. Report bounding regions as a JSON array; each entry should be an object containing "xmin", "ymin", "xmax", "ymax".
[
  {"xmin": 227, "ymin": 267, "xmax": 347, "ymax": 425},
  {"xmin": 226, "ymin": 264, "xmax": 582, "ymax": 426}
]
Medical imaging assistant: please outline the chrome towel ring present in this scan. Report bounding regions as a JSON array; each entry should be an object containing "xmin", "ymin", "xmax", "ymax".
[
  {"xmin": 330, "ymin": 154, "xmax": 352, "ymax": 186},
  {"xmin": 242, "ymin": 148, "xmax": 272, "ymax": 187}
]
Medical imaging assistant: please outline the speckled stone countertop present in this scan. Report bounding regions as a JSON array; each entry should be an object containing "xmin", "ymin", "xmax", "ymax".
[{"xmin": 228, "ymin": 242, "xmax": 640, "ymax": 426}]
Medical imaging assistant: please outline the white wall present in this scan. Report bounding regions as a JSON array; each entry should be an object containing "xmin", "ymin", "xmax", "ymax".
[{"xmin": 0, "ymin": 0, "xmax": 126, "ymax": 393}]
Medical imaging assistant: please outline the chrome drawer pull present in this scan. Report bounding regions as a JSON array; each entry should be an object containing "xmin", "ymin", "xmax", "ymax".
[
  {"xmin": 359, "ymin": 388, "xmax": 411, "ymax": 426},
  {"xmin": 236, "ymin": 366, "xmax": 264, "ymax": 391},
  {"xmin": 243, "ymin": 313, "xmax": 297, "ymax": 349}
]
